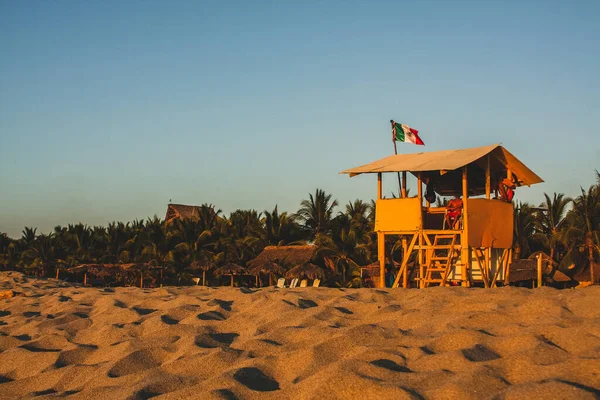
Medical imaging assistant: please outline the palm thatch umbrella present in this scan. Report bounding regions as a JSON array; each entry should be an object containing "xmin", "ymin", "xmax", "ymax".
[
  {"xmin": 189, "ymin": 261, "xmax": 214, "ymax": 286},
  {"xmin": 214, "ymin": 263, "xmax": 246, "ymax": 287},
  {"xmin": 285, "ymin": 262, "xmax": 325, "ymax": 281},
  {"xmin": 248, "ymin": 261, "xmax": 285, "ymax": 287}
]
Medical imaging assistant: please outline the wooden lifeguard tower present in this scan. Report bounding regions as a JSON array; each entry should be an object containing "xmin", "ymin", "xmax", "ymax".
[{"xmin": 341, "ymin": 144, "xmax": 543, "ymax": 288}]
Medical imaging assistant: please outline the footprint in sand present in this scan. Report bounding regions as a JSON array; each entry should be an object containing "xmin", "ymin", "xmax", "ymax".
[
  {"xmin": 31, "ymin": 389, "xmax": 57, "ymax": 396},
  {"xmin": 0, "ymin": 311, "xmax": 11, "ymax": 317},
  {"xmin": 370, "ymin": 359, "xmax": 412, "ymax": 373},
  {"xmin": 334, "ymin": 306, "xmax": 353, "ymax": 315},
  {"xmin": 260, "ymin": 339, "xmax": 282, "ymax": 346},
  {"xmin": 0, "ymin": 375, "xmax": 14, "ymax": 384},
  {"xmin": 207, "ymin": 299, "xmax": 233, "ymax": 311},
  {"xmin": 14, "ymin": 334, "xmax": 31, "ymax": 341},
  {"xmin": 58, "ymin": 296, "xmax": 71, "ymax": 302},
  {"xmin": 19, "ymin": 343, "xmax": 61, "ymax": 353},
  {"xmin": 195, "ymin": 332, "xmax": 239, "ymax": 349},
  {"xmin": 160, "ymin": 315, "xmax": 180, "ymax": 325},
  {"xmin": 132, "ymin": 307, "xmax": 157, "ymax": 316},
  {"xmin": 233, "ymin": 367, "xmax": 279, "ymax": 392},
  {"xmin": 420, "ymin": 346, "xmax": 435, "ymax": 355},
  {"xmin": 298, "ymin": 299, "xmax": 318, "ymax": 309},
  {"xmin": 23, "ymin": 311, "xmax": 41, "ymax": 318},
  {"xmin": 461, "ymin": 344, "xmax": 501, "ymax": 362},
  {"xmin": 197, "ymin": 311, "xmax": 227, "ymax": 321},
  {"xmin": 213, "ymin": 388, "xmax": 238, "ymax": 400},
  {"xmin": 114, "ymin": 300, "xmax": 127, "ymax": 308}
]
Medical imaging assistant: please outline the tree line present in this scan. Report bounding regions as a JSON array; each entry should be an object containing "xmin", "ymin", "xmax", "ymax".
[{"xmin": 1, "ymin": 172, "xmax": 598, "ymax": 287}]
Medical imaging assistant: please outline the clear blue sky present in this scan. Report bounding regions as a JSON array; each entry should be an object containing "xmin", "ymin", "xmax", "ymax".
[{"xmin": 1, "ymin": 0, "xmax": 599, "ymax": 238}]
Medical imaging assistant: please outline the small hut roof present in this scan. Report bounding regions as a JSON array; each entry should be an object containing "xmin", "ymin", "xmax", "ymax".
[
  {"xmin": 341, "ymin": 144, "xmax": 543, "ymax": 197},
  {"xmin": 571, "ymin": 262, "xmax": 600, "ymax": 284},
  {"xmin": 68, "ymin": 263, "xmax": 162, "ymax": 273},
  {"xmin": 286, "ymin": 263, "xmax": 325, "ymax": 280},
  {"xmin": 248, "ymin": 245, "xmax": 315, "ymax": 269},
  {"xmin": 165, "ymin": 204, "xmax": 203, "ymax": 223},
  {"xmin": 214, "ymin": 263, "xmax": 246, "ymax": 276},
  {"xmin": 248, "ymin": 261, "xmax": 285, "ymax": 276},
  {"xmin": 188, "ymin": 261, "xmax": 213, "ymax": 271}
]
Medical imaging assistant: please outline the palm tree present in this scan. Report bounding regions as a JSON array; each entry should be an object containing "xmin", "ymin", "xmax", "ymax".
[
  {"xmin": 562, "ymin": 181, "xmax": 600, "ymax": 283},
  {"xmin": 513, "ymin": 202, "xmax": 536, "ymax": 259},
  {"xmin": 535, "ymin": 192, "xmax": 572, "ymax": 261},
  {"xmin": 263, "ymin": 206, "xmax": 305, "ymax": 245},
  {"xmin": 295, "ymin": 189, "xmax": 338, "ymax": 239},
  {"xmin": 317, "ymin": 228, "xmax": 367, "ymax": 286}
]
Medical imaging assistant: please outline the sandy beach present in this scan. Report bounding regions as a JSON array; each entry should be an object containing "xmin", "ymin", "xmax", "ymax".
[{"xmin": 0, "ymin": 271, "xmax": 599, "ymax": 399}]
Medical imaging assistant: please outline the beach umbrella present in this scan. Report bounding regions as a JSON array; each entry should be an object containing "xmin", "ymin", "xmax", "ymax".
[
  {"xmin": 249, "ymin": 261, "xmax": 285, "ymax": 287},
  {"xmin": 189, "ymin": 261, "xmax": 214, "ymax": 286},
  {"xmin": 285, "ymin": 262, "xmax": 325, "ymax": 280},
  {"xmin": 214, "ymin": 263, "xmax": 246, "ymax": 287}
]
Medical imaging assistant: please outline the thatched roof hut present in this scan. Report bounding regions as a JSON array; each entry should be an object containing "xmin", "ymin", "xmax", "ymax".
[
  {"xmin": 68, "ymin": 263, "xmax": 162, "ymax": 274},
  {"xmin": 214, "ymin": 263, "xmax": 246, "ymax": 287},
  {"xmin": 67, "ymin": 263, "xmax": 163, "ymax": 288},
  {"xmin": 248, "ymin": 245, "xmax": 315, "ymax": 269},
  {"xmin": 165, "ymin": 204, "xmax": 203, "ymax": 223}
]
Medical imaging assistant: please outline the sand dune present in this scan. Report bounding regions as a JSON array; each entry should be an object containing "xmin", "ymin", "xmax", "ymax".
[{"xmin": 1, "ymin": 271, "xmax": 599, "ymax": 399}]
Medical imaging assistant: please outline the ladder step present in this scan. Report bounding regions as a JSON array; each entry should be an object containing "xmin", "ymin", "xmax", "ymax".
[
  {"xmin": 435, "ymin": 235, "xmax": 457, "ymax": 239},
  {"xmin": 426, "ymin": 268, "xmax": 447, "ymax": 272},
  {"xmin": 424, "ymin": 279, "xmax": 444, "ymax": 283}
]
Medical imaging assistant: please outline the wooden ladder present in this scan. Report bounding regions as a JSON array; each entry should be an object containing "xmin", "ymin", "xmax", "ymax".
[{"xmin": 423, "ymin": 233, "xmax": 460, "ymax": 287}]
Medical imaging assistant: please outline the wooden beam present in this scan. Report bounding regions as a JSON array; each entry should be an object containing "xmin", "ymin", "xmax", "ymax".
[
  {"xmin": 417, "ymin": 173, "xmax": 423, "ymax": 207},
  {"xmin": 419, "ymin": 232, "xmax": 424, "ymax": 288},
  {"xmin": 486, "ymin": 155, "xmax": 491, "ymax": 199},
  {"xmin": 461, "ymin": 166, "xmax": 470, "ymax": 287},
  {"xmin": 402, "ymin": 236, "xmax": 408, "ymax": 288},
  {"xmin": 392, "ymin": 234, "xmax": 418, "ymax": 288},
  {"xmin": 377, "ymin": 173, "xmax": 382, "ymax": 200},
  {"xmin": 378, "ymin": 232, "xmax": 385, "ymax": 288},
  {"xmin": 537, "ymin": 254, "xmax": 543, "ymax": 288},
  {"xmin": 491, "ymin": 249, "xmax": 507, "ymax": 288},
  {"xmin": 401, "ymin": 172, "xmax": 407, "ymax": 198}
]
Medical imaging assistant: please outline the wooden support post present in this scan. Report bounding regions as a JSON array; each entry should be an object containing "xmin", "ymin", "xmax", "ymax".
[
  {"xmin": 461, "ymin": 166, "xmax": 470, "ymax": 287},
  {"xmin": 402, "ymin": 236, "xmax": 408, "ymax": 288},
  {"xmin": 417, "ymin": 173, "xmax": 423, "ymax": 206},
  {"xmin": 418, "ymin": 232, "xmax": 424, "ymax": 288},
  {"xmin": 378, "ymin": 232, "xmax": 385, "ymax": 288},
  {"xmin": 84, "ymin": 272, "xmax": 87, "ymax": 286},
  {"xmin": 503, "ymin": 248, "xmax": 512, "ymax": 285},
  {"xmin": 202, "ymin": 270, "xmax": 206, "ymax": 286},
  {"xmin": 377, "ymin": 173, "xmax": 382, "ymax": 200},
  {"xmin": 140, "ymin": 271, "xmax": 143, "ymax": 288},
  {"xmin": 55, "ymin": 268, "xmax": 59, "ymax": 280},
  {"xmin": 401, "ymin": 172, "xmax": 407, "ymax": 198},
  {"xmin": 485, "ymin": 247, "xmax": 491, "ymax": 286},
  {"xmin": 486, "ymin": 155, "xmax": 491, "ymax": 199},
  {"xmin": 537, "ymin": 254, "xmax": 543, "ymax": 288},
  {"xmin": 230, "ymin": 274, "xmax": 234, "ymax": 287}
]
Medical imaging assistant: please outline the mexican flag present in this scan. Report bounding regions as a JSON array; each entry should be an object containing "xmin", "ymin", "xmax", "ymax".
[{"xmin": 392, "ymin": 121, "xmax": 425, "ymax": 145}]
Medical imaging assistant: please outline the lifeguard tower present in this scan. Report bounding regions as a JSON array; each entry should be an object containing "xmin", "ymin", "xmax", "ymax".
[{"xmin": 341, "ymin": 144, "xmax": 543, "ymax": 288}]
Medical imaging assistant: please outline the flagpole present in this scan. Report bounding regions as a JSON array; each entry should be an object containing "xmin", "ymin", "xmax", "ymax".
[{"xmin": 391, "ymin": 120, "xmax": 402, "ymax": 197}]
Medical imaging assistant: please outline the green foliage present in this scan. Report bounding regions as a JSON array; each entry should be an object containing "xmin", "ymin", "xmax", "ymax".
[{"xmin": 2, "ymin": 174, "xmax": 599, "ymax": 286}]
